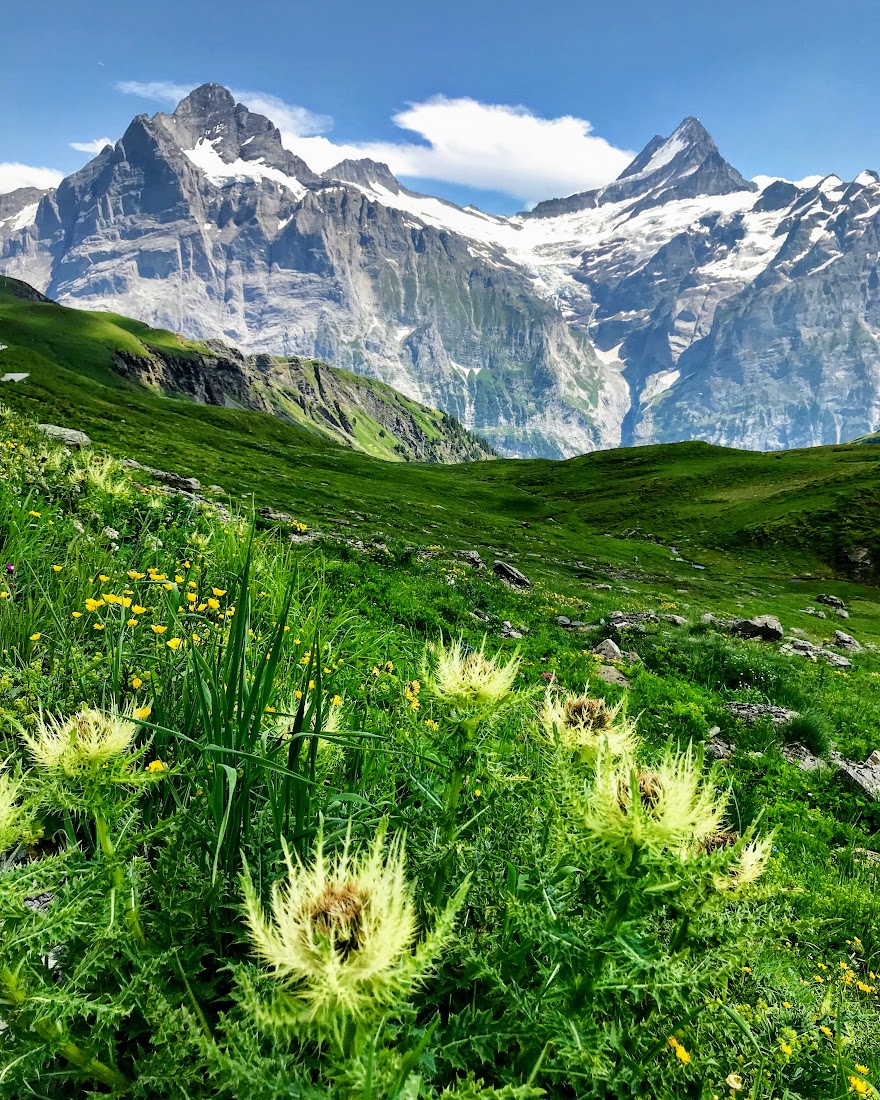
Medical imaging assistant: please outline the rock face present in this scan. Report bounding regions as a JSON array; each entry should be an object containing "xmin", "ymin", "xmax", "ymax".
[
  {"xmin": 5, "ymin": 85, "xmax": 880, "ymax": 457},
  {"xmin": 493, "ymin": 561, "xmax": 531, "ymax": 588},
  {"xmin": 38, "ymin": 424, "xmax": 91, "ymax": 449}
]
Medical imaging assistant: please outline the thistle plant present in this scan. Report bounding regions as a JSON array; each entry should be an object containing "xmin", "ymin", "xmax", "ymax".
[
  {"xmin": 573, "ymin": 744, "xmax": 728, "ymax": 860},
  {"xmin": 421, "ymin": 638, "xmax": 520, "ymax": 902},
  {"xmin": 23, "ymin": 707, "xmax": 138, "ymax": 777},
  {"xmin": 242, "ymin": 821, "xmax": 469, "ymax": 1055},
  {"xmin": 541, "ymin": 687, "xmax": 637, "ymax": 763}
]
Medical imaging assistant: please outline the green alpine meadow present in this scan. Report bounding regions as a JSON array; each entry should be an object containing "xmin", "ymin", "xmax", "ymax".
[{"xmin": 1, "ymin": 268, "xmax": 880, "ymax": 1099}]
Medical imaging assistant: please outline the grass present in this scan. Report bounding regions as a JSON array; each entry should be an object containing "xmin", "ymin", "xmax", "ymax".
[{"xmin": 0, "ymin": 406, "xmax": 879, "ymax": 1098}]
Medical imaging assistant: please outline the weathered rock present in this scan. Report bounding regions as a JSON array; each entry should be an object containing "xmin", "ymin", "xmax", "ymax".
[
  {"xmin": 500, "ymin": 620, "xmax": 523, "ymax": 639},
  {"xmin": 595, "ymin": 664, "xmax": 629, "ymax": 686},
  {"xmin": 457, "ymin": 550, "xmax": 484, "ymax": 569},
  {"xmin": 570, "ymin": 619, "xmax": 586, "ymax": 629},
  {"xmin": 829, "ymin": 751, "xmax": 880, "ymax": 800},
  {"xmin": 493, "ymin": 561, "xmax": 531, "ymax": 588},
  {"xmin": 588, "ymin": 583, "xmax": 612, "ymax": 591},
  {"xmin": 664, "ymin": 614, "xmax": 688, "ymax": 627},
  {"xmin": 781, "ymin": 743, "xmax": 828, "ymax": 772},
  {"xmin": 707, "ymin": 730, "xmax": 735, "ymax": 761},
  {"xmin": 556, "ymin": 615, "xmax": 572, "ymax": 627},
  {"xmin": 834, "ymin": 630, "xmax": 862, "ymax": 653},
  {"xmin": 816, "ymin": 594, "xmax": 845, "ymax": 609},
  {"xmin": 608, "ymin": 610, "xmax": 658, "ymax": 633},
  {"xmin": 122, "ymin": 458, "xmax": 200, "ymax": 493},
  {"xmin": 38, "ymin": 424, "xmax": 91, "ymax": 449},
  {"xmin": 820, "ymin": 651, "xmax": 851, "ymax": 669},
  {"xmin": 701, "ymin": 612, "xmax": 735, "ymax": 629},
  {"xmin": 592, "ymin": 638, "xmax": 623, "ymax": 661},
  {"xmin": 834, "ymin": 608, "xmax": 850, "ymax": 619},
  {"xmin": 730, "ymin": 615, "xmax": 784, "ymax": 642},
  {"xmin": 852, "ymin": 848, "xmax": 880, "ymax": 865},
  {"xmin": 726, "ymin": 702, "xmax": 798, "ymax": 726},
  {"xmin": 802, "ymin": 607, "xmax": 827, "ymax": 619},
  {"xmin": 257, "ymin": 506, "xmax": 294, "ymax": 524}
]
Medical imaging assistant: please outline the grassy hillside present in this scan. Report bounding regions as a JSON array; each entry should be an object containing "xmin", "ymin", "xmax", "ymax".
[
  {"xmin": 0, "ymin": 407, "xmax": 879, "ymax": 1099},
  {"xmin": 0, "ymin": 276, "xmax": 494, "ymax": 463}
]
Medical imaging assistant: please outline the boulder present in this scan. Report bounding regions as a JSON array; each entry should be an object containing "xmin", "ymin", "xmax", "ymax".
[
  {"xmin": 608, "ymin": 610, "xmax": 658, "ymax": 632},
  {"xmin": 816, "ymin": 594, "xmax": 845, "ymax": 609},
  {"xmin": 556, "ymin": 615, "xmax": 572, "ymax": 627},
  {"xmin": 781, "ymin": 743, "xmax": 828, "ymax": 772},
  {"xmin": 493, "ymin": 560, "xmax": 531, "ymax": 588},
  {"xmin": 593, "ymin": 638, "xmax": 623, "ymax": 661},
  {"xmin": 820, "ymin": 651, "xmax": 851, "ymax": 669},
  {"xmin": 834, "ymin": 630, "xmax": 862, "ymax": 653},
  {"xmin": 664, "ymin": 614, "xmax": 688, "ymax": 627},
  {"xmin": 500, "ymin": 620, "xmax": 523, "ymax": 639},
  {"xmin": 726, "ymin": 702, "xmax": 798, "ymax": 726},
  {"xmin": 829, "ymin": 751, "xmax": 880, "ymax": 800},
  {"xmin": 730, "ymin": 615, "xmax": 784, "ymax": 642},
  {"xmin": 707, "ymin": 729, "xmax": 735, "ymax": 761},
  {"xmin": 38, "ymin": 424, "xmax": 91, "ymax": 449},
  {"xmin": 595, "ymin": 664, "xmax": 629, "ymax": 686},
  {"xmin": 802, "ymin": 607, "xmax": 827, "ymax": 619},
  {"xmin": 834, "ymin": 608, "xmax": 850, "ymax": 619},
  {"xmin": 457, "ymin": 550, "xmax": 485, "ymax": 569}
]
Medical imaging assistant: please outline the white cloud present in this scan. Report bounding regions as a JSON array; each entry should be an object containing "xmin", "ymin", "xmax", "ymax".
[
  {"xmin": 289, "ymin": 97, "xmax": 634, "ymax": 205},
  {"xmin": 115, "ymin": 81, "xmax": 634, "ymax": 205},
  {"xmin": 115, "ymin": 80, "xmax": 194, "ymax": 103},
  {"xmin": 69, "ymin": 137, "xmax": 114, "ymax": 154},
  {"xmin": 0, "ymin": 163, "xmax": 63, "ymax": 195}
]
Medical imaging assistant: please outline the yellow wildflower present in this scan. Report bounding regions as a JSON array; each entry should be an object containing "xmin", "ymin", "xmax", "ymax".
[
  {"xmin": 133, "ymin": 706, "xmax": 152, "ymax": 721},
  {"xmin": 72, "ymin": 611, "xmax": 82, "ymax": 618},
  {"xmin": 166, "ymin": 638, "xmax": 182, "ymax": 651},
  {"xmin": 147, "ymin": 759, "xmax": 166, "ymax": 773},
  {"xmin": 131, "ymin": 677, "xmax": 143, "ymax": 689},
  {"xmin": 29, "ymin": 633, "xmax": 41, "ymax": 641},
  {"xmin": 151, "ymin": 625, "xmax": 167, "ymax": 635},
  {"xmin": 212, "ymin": 587, "xmax": 227, "ymax": 597},
  {"xmin": 52, "ymin": 565, "xmax": 62, "ymax": 572}
]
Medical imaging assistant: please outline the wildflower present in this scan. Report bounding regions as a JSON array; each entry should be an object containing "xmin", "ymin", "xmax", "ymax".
[
  {"xmin": 93, "ymin": 623, "xmax": 104, "ymax": 631},
  {"xmin": 72, "ymin": 611, "xmax": 82, "ymax": 618},
  {"xmin": 422, "ymin": 639, "xmax": 520, "ymax": 714},
  {"xmin": 133, "ymin": 706, "xmax": 152, "ymax": 721},
  {"xmin": 780, "ymin": 1040, "xmax": 793, "ymax": 1056},
  {"xmin": 782, "ymin": 1001, "xmax": 792, "ymax": 1008},
  {"xmin": 99, "ymin": 574, "xmax": 109, "ymax": 582},
  {"xmin": 127, "ymin": 618, "xmax": 139, "ymax": 627},
  {"xmin": 29, "ymin": 633, "xmax": 41, "ymax": 641},
  {"xmin": 186, "ymin": 592, "xmax": 197, "ymax": 603},
  {"xmin": 675, "ymin": 1045, "xmax": 691, "ymax": 1065},
  {"xmin": 849, "ymin": 1077, "xmax": 870, "ymax": 1096},
  {"xmin": 52, "ymin": 565, "xmax": 62, "ymax": 573},
  {"xmin": 151, "ymin": 625, "xmax": 167, "ymax": 635},
  {"xmin": 28, "ymin": 510, "xmax": 41, "ymax": 518},
  {"xmin": 242, "ymin": 823, "xmax": 467, "ymax": 1031},
  {"xmin": 147, "ymin": 759, "xmax": 166, "ymax": 773},
  {"xmin": 24, "ymin": 708, "xmax": 137, "ymax": 774},
  {"xmin": 85, "ymin": 598, "xmax": 104, "ymax": 612},
  {"xmin": 175, "ymin": 575, "xmax": 184, "ymax": 584},
  {"xmin": 128, "ymin": 570, "xmax": 145, "ymax": 580},
  {"xmin": 726, "ymin": 1074, "xmax": 744, "ymax": 1091},
  {"xmin": 572, "ymin": 745, "xmax": 727, "ymax": 855},
  {"xmin": 714, "ymin": 835, "xmax": 774, "ymax": 892},
  {"xmin": 166, "ymin": 638, "xmax": 182, "ymax": 651},
  {"xmin": 332, "ymin": 695, "xmax": 343, "ymax": 707},
  {"xmin": 542, "ymin": 688, "xmax": 637, "ymax": 761},
  {"xmin": 0, "ymin": 591, "xmax": 8, "ymax": 599},
  {"xmin": 212, "ymin": 587, "xmax": 227, "ymax": 597},
  {"xmin": 131, "ymin": 677, "xmax": 143, "ymax": 689},
  {"xmin": 820, "ymin": 1026, "xmax": 833, "ymax": 1037}
]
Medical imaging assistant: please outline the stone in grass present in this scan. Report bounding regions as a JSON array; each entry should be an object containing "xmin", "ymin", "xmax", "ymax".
[
  {"xmin": 38, "ymin": 424, "xmax": 91, "ymax": 449},
  {"xmin": 664, "ymin": 614, "xmax": 688, "ymax": 627},
  {"xmin": 457, "ymin": 550, "xmax": 485, "ymax": 569},
  {"xmin": 595, "ymin": 664, "xmax": 629, "ymax": 686},
  {"xmin": 729, "ymin": 615, "xmax": 784, "ymax": 642},
  {"xmin": 802, "ymin": 607, "xmax": 827, "ymax": 619},
  {"xmin": 780, "ymin": 743, "xmax": 828, "ymax": 772},
  {"xmin": 852, "ymin": 848, "xmax": 880, "ymax": 865},
  {"xmin": 834, "ymin": 608, "xmax": 850, "ymax": 620},
  {"xmin": 820, "ymin": 651, "xmax": 851, "ymax": 669},
  {"xmin": 725, "ymin": 702, "xmax": 798, "ymax": 726},
  {"xmin": 816, "ymin": 594, "xmax": 845, "ymax": 609},
  {"xmin": 828, "ymin": 751, "xmax": 880, "ymax": 801},
  {"xmin": 592, "ymin": 638, "xmax": 623, "ymax": 661},
  {"xmin": 493, "ymin": 560, "xmax": 531, "ymax": 588},
  {"xmin": 834, "ymin": 630, "xmax": 862, "ymax": 653},
  {"xmin": 499, "ymin": 620, "xmax": 523, "ymax": 639},
  {"xmin": 556, "ymin": 615, "xmax": 572, "ymax": 627}
]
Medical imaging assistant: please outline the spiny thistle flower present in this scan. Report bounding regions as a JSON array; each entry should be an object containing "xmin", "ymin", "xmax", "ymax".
[
  {"xmin": 23, "ymin": 708, "xmax": 137, "ymax": 776},
  {"xmin": 713, "ymin": 835, "xmax": 774, "ymax": 893},
  {"xmin": 574, "ymin": 746, "xmax": 728, "ymax": 855},
  {"xmin": 541, "ymin": 688, "xmax": 637, "ymax": 761},
  {"xmin": 0, "ymin": 773, "xmax": 23, "ymax": 850},
  {"xmin": 422, "ymin": 639, "xmax": 519, "ymax": 714},
  {"xmin": 242, "ymin": 823, "xmax": 467, "ymax": 1033}
]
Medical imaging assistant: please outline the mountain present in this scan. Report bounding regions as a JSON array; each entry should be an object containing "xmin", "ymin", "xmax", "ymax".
[
  {"xmin": 2, "ymin": 83, "xmax": 880, "ymax": 456},
  {"xmin": 0, "ymin": 275, "xmax": 495, "ymax": 463}
]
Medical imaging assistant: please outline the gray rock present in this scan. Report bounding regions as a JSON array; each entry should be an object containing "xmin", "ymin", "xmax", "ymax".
[
  {"xmin": 609, "ymin": 610, "xmax": 658, "ymax": 629},
  {"xmin": 707, "ymin": 731, "xmax": 735, "ymax": 761},
  {"xmin": 730, "ymin": 615, "xmax": 784, "ymax": 642},
  {"xmin": 493, "ymin": 561, "xmax": 531, "ymax": 588},
  {"xmin": 664, "ymin": 614, "xmax": 688, "ymax": 627},
  {"xmin": 258, "ymin": 506, "xmax": 295, "ymax": 525},
  {"xmin": 834, "ymin": 630, "xmax": 862, "ymax": 653},
  {"xmin": 592, "ymin": 638, "xmax": 623, "ymax": 661},
  {"xmin": 781, "ymin": 743, "xmax": 828, "ymax": 771},
  {"xmin": 834, "ymin": 608, "xmax": 850, "ymax": 619},
  {"xmin": 595, "ymin": 664, "xmax": 629, "ymax": 686},
  {"xmin": 569, "ymin": 620, "xmax": 586, "ymax": 629},
  {"xmin": 802, "ymin": 607, "xmax": 827, "ymax": 619},
  {"xmin": 829, "ymin": 751, "xmax": 880, "ymax": 800},
  {"xmin": 726, "ymin": 702, "xmax": 798, "ymax": 726},
  {"xmin": 816, "ymin": 594, "xmax": 845, "ymax": 609},
  {"xmin": 556, "ymin": 615, "xmax": 572, "ymax": 627},
  {"xmin": 457, "ymin": 550, "xmax": 484, "ymax": 569},
  {"xmin": 820, "ymin": 651, "xmax": 851, "ymax": 669},
  {"xmin": 37, "ymin": 424, "xmax": 91, "ymax": 449},
  {"xmin": 499, "ymin": 620, "xmax": 523, "ymax": 639},
  {"xmin": 852, "ymin": 848, "xmax": 880, "ymax": 865}
]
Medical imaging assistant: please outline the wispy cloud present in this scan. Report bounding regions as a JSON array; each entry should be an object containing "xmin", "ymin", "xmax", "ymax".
[
  {"xmin": 69, "ymin": 137, "xmax": 114, "ymax": 154},
  {"xmin": 115, "ymin": 80, "xmax": 194, "ymax": 103},
  {"xmin": 115, "ymin": 81, "xmax": 633, "ymax": 205},
  {"xmin": 0, "ymin": 163, "xmax": 63, "ymax": 195}
]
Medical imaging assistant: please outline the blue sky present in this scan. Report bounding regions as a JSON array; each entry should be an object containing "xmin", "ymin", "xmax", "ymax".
[{"xmin": 3, "ymin": 0, "xmax": 879, "ymax": 212}]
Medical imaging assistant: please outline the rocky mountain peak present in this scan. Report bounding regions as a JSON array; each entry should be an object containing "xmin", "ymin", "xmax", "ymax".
[
  {"xmin": 325, "ymin": 158, "xmax": 402, "ymax": 194},
  {"xmin": 171, "ymin": 83, "xmax": 236, "ymax": 130}
]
